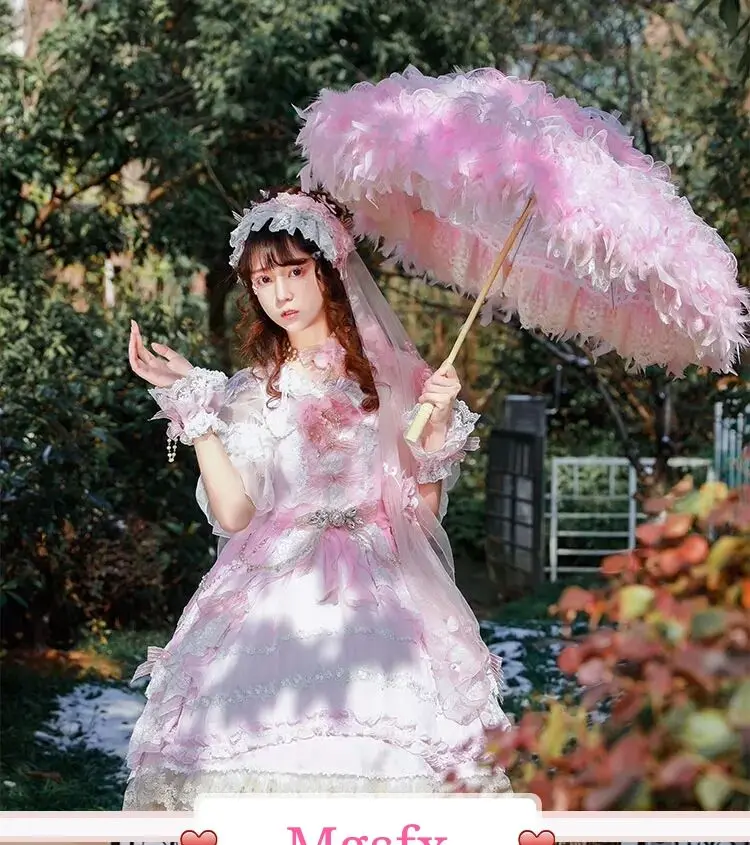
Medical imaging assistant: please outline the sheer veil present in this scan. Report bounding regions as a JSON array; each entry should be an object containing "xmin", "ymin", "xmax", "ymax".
[{"xmin": 342, "ymin": 251, "xmax": 502, "ymax": 725}]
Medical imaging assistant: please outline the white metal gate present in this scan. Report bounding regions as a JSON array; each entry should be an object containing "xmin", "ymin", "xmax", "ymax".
[
  {"xmin": 714, "ymin": 400, "xmax": 750, "ymax": 486},
  {"xmin": 547, "ymin": 456, "xmax": 715, "ymax": 582}
]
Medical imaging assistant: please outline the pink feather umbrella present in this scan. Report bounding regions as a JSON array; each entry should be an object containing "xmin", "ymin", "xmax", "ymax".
[{"xmin": 297, "ymin": 66, "xmax": 749, "ymax": 441}]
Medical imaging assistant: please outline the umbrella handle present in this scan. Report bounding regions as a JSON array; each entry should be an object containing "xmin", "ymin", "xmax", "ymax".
[
  {"xmin": 405, "ymin": 402, "xmax": 436, "ymax": 445},
  {"xmin": 404, "ymin": 196, "xmax": 536, "ymax": 445}
]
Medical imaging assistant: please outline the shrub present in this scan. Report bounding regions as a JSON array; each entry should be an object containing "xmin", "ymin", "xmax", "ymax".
[
  {"xmin": 0, "ymin": 275, "xmax": 219, "ymax": 646},
  {"xmin": 466, "ymin": 478, "xmax": 750, "ymax": 811}
]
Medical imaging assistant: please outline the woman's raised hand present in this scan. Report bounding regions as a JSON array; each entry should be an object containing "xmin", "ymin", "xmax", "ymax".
[
  {"xmin": 128, "ymin": 320, "xmax": 194, "ymax": 388},
  {"xmin": 418, "ymin": 363, "xmax": 461, "ymax": 429}
]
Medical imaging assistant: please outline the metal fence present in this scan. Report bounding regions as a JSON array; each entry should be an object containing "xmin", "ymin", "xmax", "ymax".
[
  {"xmin": 546, "ymin": 456, "xmax": 715, "ymax": 582},
  {"xmin": 714, "ymin": 400, "xmax": 750, "ymax": 486}
]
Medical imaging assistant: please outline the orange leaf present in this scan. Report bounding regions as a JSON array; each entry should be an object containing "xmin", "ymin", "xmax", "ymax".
[
  {"xmin": 672, "ymin": 476, "xmax": 695, "ymax": 497},
  {"xmin": 557, "ymin": 586, "xmax": 595, "ymax": 615},
  {"xmin": 558, "ymin": 645, "xmax": 582, "ymax": 675},
  {"xmin": 643, "ymin": 495, "xmax": 675, "ymax": 515},
  {"xmin": 658, "ymin": 547, "xmax": 687, "ymax": 577},
  {"xmin": 663, "ymin": 513, "xmax": 694, "ymax": 540},
  {"xmin": 679, "ymin": 534, "xmax": 710, "ymax": 566},
  {"xmin": 741, "ymin": 579, "xmax": 750, "ymax": 610},
  {"xmin": 601, "ymin": 552, "xmax": 639, "ymax": 576},
  {"xmin": 636, "ymin": 521, "xmax": 666, "ymax": 547}
]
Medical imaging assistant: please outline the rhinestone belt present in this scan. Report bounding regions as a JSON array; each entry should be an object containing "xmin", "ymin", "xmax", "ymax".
[{"xmin": 295, "ymin": 503, "xmax": 378, "ymax": 531}]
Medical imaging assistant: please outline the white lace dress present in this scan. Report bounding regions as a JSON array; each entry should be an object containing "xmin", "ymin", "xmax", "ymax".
[{"xmin": 122, "ymin": 359, "xmax": 511, "ymax": 809}]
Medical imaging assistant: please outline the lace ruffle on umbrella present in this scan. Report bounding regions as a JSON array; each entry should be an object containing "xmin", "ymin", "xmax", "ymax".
[{"xmin": 298, "ymin": 65, "xmax": 748, "ymax": 376}]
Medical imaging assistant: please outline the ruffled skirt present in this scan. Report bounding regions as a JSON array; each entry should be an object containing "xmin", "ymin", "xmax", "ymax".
[{"xmin": 123, "ymin": 512, "xmax": 510, "ymax": 809}]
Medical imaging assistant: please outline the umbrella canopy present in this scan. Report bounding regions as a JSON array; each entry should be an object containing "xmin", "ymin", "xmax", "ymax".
[{"xmin": 297, "ymin": 66, "xmax": 748, "ymax": 376}]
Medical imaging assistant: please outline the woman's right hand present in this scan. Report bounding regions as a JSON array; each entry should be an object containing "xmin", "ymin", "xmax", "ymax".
[{"xmin": 128, "ymin": 320, "xmax": 194, "ymax": 388}]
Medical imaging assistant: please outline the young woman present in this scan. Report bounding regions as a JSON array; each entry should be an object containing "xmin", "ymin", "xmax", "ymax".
[{"xmin": 124, "ymin": 188, "xmax": 510, "ymax": 809}]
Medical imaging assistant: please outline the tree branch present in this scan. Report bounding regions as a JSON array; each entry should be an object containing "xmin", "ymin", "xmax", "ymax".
[
  {"xmin": 34, "ymin": 159, "xmax": 132, "ymax": 231},
  {"xmin": 146, "ymin": 162, "xmax": 204, "ymax": 204}
]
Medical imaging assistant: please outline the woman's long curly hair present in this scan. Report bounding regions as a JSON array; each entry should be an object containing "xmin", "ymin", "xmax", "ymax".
[{"xmin": 234, "ymin": 187, "xmax": 379, "ymax": 412}]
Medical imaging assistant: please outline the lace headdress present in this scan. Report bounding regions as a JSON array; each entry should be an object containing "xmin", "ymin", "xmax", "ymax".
[
  {"xmin": 227, "ymin": 189, "xmax": 501, "ymax": 726},
  {"xmin": 228, "ymin": 191, "xmax": 355, "ymax": 273}
]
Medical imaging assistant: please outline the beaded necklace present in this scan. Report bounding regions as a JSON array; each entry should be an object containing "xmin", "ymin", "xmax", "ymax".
[{"xmin": 283, "ymin": 333, "xmax": 337, "ymax": 367}]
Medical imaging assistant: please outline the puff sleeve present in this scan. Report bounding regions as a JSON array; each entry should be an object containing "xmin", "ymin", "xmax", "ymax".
[{"xmin": 149, "ymin": 367, "xmax": 275, "ymax": 539}]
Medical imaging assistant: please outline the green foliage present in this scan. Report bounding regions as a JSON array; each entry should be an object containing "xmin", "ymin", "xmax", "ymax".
[
  {"xmin": 470, "ymin": 478, "xmax": 750, "ymax": 810},
  {"xmin": 443, "ymin": 440, "xmax": 488, "ymax": 568},
  {"xmin": 0, "ymin": 0, "xmax": 517, "ymax": 274},
  {"xmin": 694, "ymin": 0, "xmax": 750, "ymax": 77},
  {"xmin": 2, "ymin": 0, "xmax": 747, "ymax": 464},
  {"xmin": 1, "ymin": 0, "xmax": 748, "ymax": 645},
  {"xmin": 0, "ymin": 270, "xmax": 219, "ymax": 646}
]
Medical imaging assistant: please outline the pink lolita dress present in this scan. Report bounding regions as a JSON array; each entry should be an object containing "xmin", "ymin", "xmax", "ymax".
[{"xmin": 122, "ymin": 337, "xmax": 510, "ymax": 810}]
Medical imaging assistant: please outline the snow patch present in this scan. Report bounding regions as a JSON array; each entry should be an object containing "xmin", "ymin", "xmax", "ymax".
[
  {"xmin": 482, "ymin": 621, "xmax": 569, "ymax": 702},
  {"xmin": 34, "ymin": 683, "xmax": 145, "ymax": 766}
]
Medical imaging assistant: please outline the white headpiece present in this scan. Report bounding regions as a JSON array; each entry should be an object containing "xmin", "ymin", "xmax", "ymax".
[{"xmin": 228, "ymin": 191, "xmax": 355, "ymax": 273}]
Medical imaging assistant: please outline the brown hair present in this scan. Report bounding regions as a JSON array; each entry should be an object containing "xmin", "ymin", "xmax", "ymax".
[{"xmin": 234, "ymin": 187, "xmax": 379, "ymax": 412}]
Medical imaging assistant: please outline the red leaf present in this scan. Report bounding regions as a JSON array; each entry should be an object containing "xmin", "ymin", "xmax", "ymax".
[
  {"xmin": 616, "ymin": 632, "xmax": 663, "ymax": 663},
  {"xmin": 655, "ymin": 754, "xmax": 703, "ymax": 789},
  {"xmin": 557, "ymin": 645, "xmax": 582, "ymax": 675},
  {"xmin": 583, "ymin": 772, "xmax": 639, "ymax": 811},
  {"xmin": 601, "ymin": 552, "xmax": 639, "ymax": 576},
  {"xmin": 610, "ymin": 733, "xmax": 650, "ymax": 772},
  {"xmin": 679, "ymin": 534, "xmax": 710, "ymax": 565},
  {"xmin": 644, "ymin": 661, "xmax": 673, "ymax": 706},
  {"xmin": 657, "ymin": 547, "xmax": 688, "ymax": 577},
  {"xmin": 612, "ymin": 690, "xmax": 645, "ymax": 723},
  {"xmin": 526, "ymin": 773, "xmax": 555, "ymax": 809},
  {"xmin": 582, "ymin": 684, "xmax": 612, "ymax": 709},
  {"xmin": 589, "ymin": 628, "xmax": 615, "ymax": 651},
  {"xmin": 636, "ymin": 521, "xmax": 666, "ymax": 547},
  {"xmin": 654, "ymin": 589, "xmax": 680, "ymax": 617},
  {"xmin": 578, "ymin": 657, "xmax": 610, "ymax": 686},
  {"xmin": 672, "ymin": 646, "xmax": 721, "ymax": 692},
  {"xmin": 557, "ymin": 586, "xmax": 595, "ymax": 615}
]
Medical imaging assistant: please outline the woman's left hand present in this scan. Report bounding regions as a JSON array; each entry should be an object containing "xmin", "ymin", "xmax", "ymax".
[{"xmin": 418, "ymin": 363, "xmax": 461, "ymax": 429}]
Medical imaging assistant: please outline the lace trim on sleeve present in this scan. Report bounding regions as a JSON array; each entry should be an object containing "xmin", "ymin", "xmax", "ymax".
[
  {"xmin": 148, "ymin": 368, "xmax": 229, "ymax": 446},
  {"xmin": 403, "ymin": 399, "xmax": 480, "ymax": 484}
]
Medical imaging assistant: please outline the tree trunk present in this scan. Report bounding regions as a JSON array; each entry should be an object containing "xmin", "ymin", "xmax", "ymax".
[{"xmin": 651, "ymin": 375, "xmax": 674, "ymax": 494}]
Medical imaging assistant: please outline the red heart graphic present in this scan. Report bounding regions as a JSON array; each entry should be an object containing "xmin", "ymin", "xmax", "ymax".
[
  {"xmin": 518, "ymin": 830, "xmax": 555, "ymax": 845},
  {"xmin": 181, "ymin": 830, "xmax": 218, "ymax": 845}
]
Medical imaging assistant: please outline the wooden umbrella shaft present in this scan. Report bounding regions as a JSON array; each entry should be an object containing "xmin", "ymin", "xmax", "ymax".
[{"xmin": 404, "ymin": 196, "xmax": 536, "ymax": 445}]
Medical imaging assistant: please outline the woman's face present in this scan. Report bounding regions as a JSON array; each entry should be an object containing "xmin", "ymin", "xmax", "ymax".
[{"xmin": 249, "ymin": 243, "xmax": 326, "ymax": 335}]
